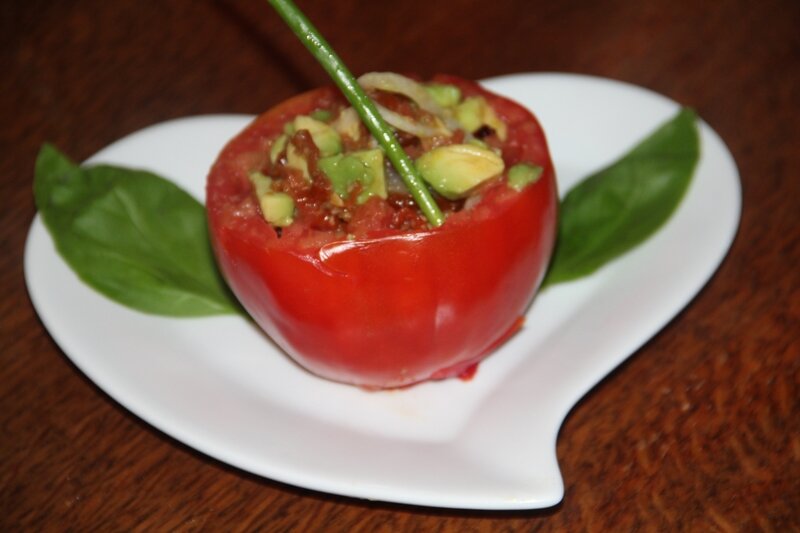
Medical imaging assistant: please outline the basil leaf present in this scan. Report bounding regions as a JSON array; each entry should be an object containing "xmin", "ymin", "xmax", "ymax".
[
  {"xmin": 543, "ymin": 108, "xmax": 700, "ymax": 286},
  {"xmin": 34, "ymin": 144, "xmax": 240, "ymax": 316}
]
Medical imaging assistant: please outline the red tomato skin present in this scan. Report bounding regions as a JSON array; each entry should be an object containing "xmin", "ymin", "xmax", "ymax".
[{"xmin": 206, "ymin": 76, "xmax": 558, "ymax": 388}]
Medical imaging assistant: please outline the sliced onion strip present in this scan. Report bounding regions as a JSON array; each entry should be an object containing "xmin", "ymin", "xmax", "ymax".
[{"xmin": 373, "ymin": 103, "xmax": 450, "ymax": 137}]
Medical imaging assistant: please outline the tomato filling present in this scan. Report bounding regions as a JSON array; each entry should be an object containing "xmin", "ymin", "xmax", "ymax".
[{"xmin": 247, "ymin": 72, "xmax": 535, "ymax": 239}]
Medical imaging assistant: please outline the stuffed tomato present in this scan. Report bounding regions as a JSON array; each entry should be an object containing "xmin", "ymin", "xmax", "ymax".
[{"xmin": 206, "ymin": 73, "xmax": 557, "ymax": 388}]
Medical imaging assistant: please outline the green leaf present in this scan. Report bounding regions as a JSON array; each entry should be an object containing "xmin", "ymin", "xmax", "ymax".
[
  {"xmin": 34, "ymin": 144, "xmax": 240, "ymax": 316},
  {"xmin": 543, "ymin": 108, "xmax": 700, "ymax": 286}
]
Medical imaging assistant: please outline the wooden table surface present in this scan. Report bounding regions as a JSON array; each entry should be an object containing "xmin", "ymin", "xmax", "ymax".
[{"xmin": 3, "ymin": 0, "xmax": 799, "ymax": 530}]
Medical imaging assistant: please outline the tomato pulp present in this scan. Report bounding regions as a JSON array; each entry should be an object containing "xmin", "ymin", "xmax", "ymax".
[{"xmin": 206, "ymin": 75, "xmax": 558, "ymax": 388}]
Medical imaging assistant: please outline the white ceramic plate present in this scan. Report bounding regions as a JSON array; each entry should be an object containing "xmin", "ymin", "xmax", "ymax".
[{"xmin": 24, "ymin": 73, "xmax": 740, "ymax": 510}]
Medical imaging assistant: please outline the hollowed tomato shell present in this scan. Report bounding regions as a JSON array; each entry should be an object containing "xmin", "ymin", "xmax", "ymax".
[{"xmin": 206, "ymin": 75, "xmax": 557, "ymax": 388}]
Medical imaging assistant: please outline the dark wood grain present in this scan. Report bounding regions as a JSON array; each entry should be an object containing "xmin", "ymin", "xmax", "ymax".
[{"xmin": 2, "ymin": 0, "xmax": 799, "ymax": 530}]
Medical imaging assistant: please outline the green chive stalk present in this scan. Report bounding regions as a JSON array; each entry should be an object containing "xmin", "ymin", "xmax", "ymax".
[{"xmin": 267, "ymin": 0, "xmax": 445, "ymax": 227}]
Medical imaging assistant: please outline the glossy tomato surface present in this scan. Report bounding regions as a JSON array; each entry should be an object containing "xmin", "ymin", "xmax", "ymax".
[{"xmin": 206, "ymin": 75, "xmax": 558, "ymax": 388}]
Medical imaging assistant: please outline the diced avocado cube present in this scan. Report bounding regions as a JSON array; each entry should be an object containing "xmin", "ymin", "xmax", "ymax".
[
  {"xmin": 248, "ymin": 171, "xmax": 273, "ymax": 198},
  {"xmin": 259, "ymin": 192, "xmax": 295, "ymax": 227},
  {"xmin": 352, "ymin": 149, "xmax": 387, "ymax": 202},
  {"xmin": 454, "ymin": 97, "xmax": 483, "ymax": 133},
  {"xmin": 293, "ymin": 115, "xmax": 342, "ymax": 156},
  {"xmin": 318, "ymin": 154, "xmax": 364, "ymax": 197},
  {"xmin": 318, "ymin": 149, "xmax": 387, "ymax": 203},
  {"xmin": 416, "ymin": 144, "xmax": 505, "ymax": 200},
  {"xmin": 455, "ymin": 96, "xmax": 508, "ymax": 141},
  {"xmin": 269, "ymin": 134, "xmax": 288, "ymax": 164},
  {"xmin": 507, "ymin": 163, "xmax": 543, "ymax": 191},
  {"xmin": 310, "ymin": 109, "xmax": 333, "ymax": 122},
  {"xmin": 331, "ymin": 107, "xmax": 362, "ymax": 142},
  {"xmin": 424, "ymin": 83, "xmax": 462, "ymax": 108},
  {"xmin": 286, "ymin": 142, "xmax": 311, "ymax": 181}
]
